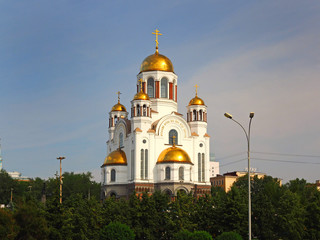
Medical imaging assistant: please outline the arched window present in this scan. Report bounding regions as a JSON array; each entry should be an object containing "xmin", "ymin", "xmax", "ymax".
[
  {"xmin": 179, "ymin": 167, "xmax": 184, "ymax": 181},
  {"xmin": 137, "ymin": 104, "xmax": 140, "ymax": 116},
  {"xmin": 119, "ymin": 133, "xmax": 123, "ymax": 148},
  {"xmin": 165, "ymin": 167, "xmax": 171, "ymax": 180},
  {"xmin": 169, "ymin": 129, "xmax": 178, "ymax": 145},
  {"xmin": 147, "ymin": 78, "xmax": 154, "ymax": 98},
  {"xmin": 164, "ymin": 189, "xmax": 172, "ymax": 196},
  {"xmin": 140, "ymin": 149, "xmax": 144, "ymax": 179},
  {"xmin": 145, "ymin": 149, "xmax": 148, "ymax": 179},
  {"xmin": 199, "ymin": 110, "xmax": 203, "ymax": 121},
  {"xmin": 161, "ymin": 78, "xmax": 168, "ymax": 98},
  {"xmin": 111, "ymin": 169, "xmax": 116, "ymax": 182},
  {"xmin": 143, "ymin": 105, "xmax": 147, "ymax": 116},
  {"xmin": 202, "ymin": 153, "xmax": 205, "ymax": 182},
  {"xmin": 198, "ymin": 153, "xmax": 201, "ymax": 182},
  {"xmin": 193, "ymin": 110, "xmax": 197, "ymax": 121},
  {"xmin": 103, "ymin": 168, "xmax": 106, "ymax": 184}
]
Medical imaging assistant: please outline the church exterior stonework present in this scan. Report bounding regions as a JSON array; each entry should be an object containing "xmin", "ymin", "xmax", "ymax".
[{"xmin": 101, "ymin": 32, "xmax": 211, "ymax": 199}]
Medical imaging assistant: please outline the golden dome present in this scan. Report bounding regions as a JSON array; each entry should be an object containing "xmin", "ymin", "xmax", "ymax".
[
  {"xmin": 157, "ymin": 146, "xmax": 192, "ymax": 164},
  {"xmin": 102, "ymin": 149, "xmax": 127, "ymax": 166},
  {"xmin": 140, "ymin": 50, "xmax": 174, "ymax": 73},
  {"xmin": 188, "ymin": 95, "xmax": 205, "ymax": 106},
  {"xmin": 133, "ymin": 90, "xmax": 150, "ymax": 100},
  {"xmin": 111, "ymin": 102, "xmax": 127, "ymax": 112}
]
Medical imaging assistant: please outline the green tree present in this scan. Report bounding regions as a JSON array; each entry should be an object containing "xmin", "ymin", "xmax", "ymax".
[
  {"xmin": 191, "ymin": 230, "xmax": 213, "ymax": 240},
  {"xmin": 173, "ymin": 229, "xmax": 192, "ymax": 240},
  {"xmin": 250, "ymin": 176, "xmax": 282, "ymax": 240},
  {"xmin": 303, "ymin": 186, "xmax": 320, "ymax": 240},
  {"xmin": 219, "ymin": 185, "xmax": 247, "ymax": 237},
  {"xmin": 0, "ymin": 170, "xmax": 17, "ymax": 204},
  {"xmin": 167, "ymin": 192, "xmax": 197, "ymax": 236},
  {"xmin": 99, "ymin": 222, "xmax": 135, "ymax": 240},
  {"xmin": 0, "ymin": 208, "xmax": 17, "ymax": 240},
  {"xmin": 275, "ymin": 190, "xmax": 306, "ymax": 240},
  {"xmin": 14, "ymin": 202, "xmax": 49, "ymax": 240},
  {"xmin": 215, "ymin": 231, "xmax": 243, "ymax": 240}
]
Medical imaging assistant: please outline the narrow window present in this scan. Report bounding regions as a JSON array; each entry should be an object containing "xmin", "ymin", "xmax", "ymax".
[
  {"xmin": 198, "ymin": 153, "xmax": 201, "ymax": 182},
  {"xmin": 137, "ymin": 104, "xmax": 140, "ymax": 116},
  {"xmin": 140, "ymin": 149, "xmax": 144, "ymax": 179},
  {"xmin": 147, "ymin": 78, "xmax": 154, "ymax": 98},
  {"xmin": 111, "ymin": 169, "xmax": 116, "ymax": 182},
  {"xmin": 193, "ymin": 110, "xmax": 197, "ymax": 121},
  {"xmin": 161, "ymin": 78, "xmax": 168, "ymax": 98},
  {"xmin": 165, "ymin": 167, "xmax": 171, "ymax": 180},
  {"xmin": 179, "ymin": 167, "xmax": 184, "ymax": 180},
  {"xmin": 202, "ymin": 153, "xmax": 205, "ymax": 182},
  {"xmin": 119, "ymin": 133, "xmax": 123, "ymax": 148},
  {"xmin": 145, "ymin": 149, "xmax": 148, "ymax": 179},
  {"xmin": 143, "ymin": 105, "xmax": 147, "ymax": 116},
  {"xmin": 131, "ymin": 150, "xmax": 135, "ymax": 180},
  {"xmin": 199, "ymin": 110, "xmax": 203, "ymax": 121},
  {"xmin": 103, "ymin": 168, "xmax": 106, "ymax": 184},
  {"xmin": 169, "ymin": 129, "xmax": 178, "ymax": 145}
]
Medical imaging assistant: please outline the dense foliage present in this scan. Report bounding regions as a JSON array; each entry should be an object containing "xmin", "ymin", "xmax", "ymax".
[{"xmin": 1, "ymin": 169, "xmax": 320, "ymax": 240}]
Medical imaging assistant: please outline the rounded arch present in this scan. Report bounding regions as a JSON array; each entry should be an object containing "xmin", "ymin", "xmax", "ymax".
[
  {"xmin": 155, "ymin": 114, "xmax": 192, "ymax": 138},
  {"xmin": 175, "ymin": 186, "xmax": 188, "ymax": 196},
  {"xmin": 108, "ymin": 191, "xmax": 117, "ymax": 198},
  {"xmin": 163, "ymin": 188, "xmax": 173, "ymax": 196}
]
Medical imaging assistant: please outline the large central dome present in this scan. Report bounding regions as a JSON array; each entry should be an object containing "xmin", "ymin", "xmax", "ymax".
[
  {"xmin": 140, "ymin": 50, "xmax": 174, "ymax": 73},
  {"xmin": 157, "ymin": 146, "xmax": 192, "ymax": 164}
]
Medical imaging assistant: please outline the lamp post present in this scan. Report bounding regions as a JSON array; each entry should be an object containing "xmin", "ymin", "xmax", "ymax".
[
  {"xmin": 224, "ymin": 112, "xmax": 254, "ymax": 240},
  {"xmin": 57, "ymin": 156, "xmax": 65, "ymax": 204}
]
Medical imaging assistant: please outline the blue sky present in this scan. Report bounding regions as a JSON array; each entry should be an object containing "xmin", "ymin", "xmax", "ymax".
[{"xmin": 1, "ymin": 1, "xmax": 319, "ymax": 183}]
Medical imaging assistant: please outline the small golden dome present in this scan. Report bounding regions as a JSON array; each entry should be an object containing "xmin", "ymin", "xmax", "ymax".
[
  {"xmin": 102, "ymin": 149, "xmax": 127, "ymax": 166},
  {"xmin": 157, "ymin": 146, "xmax": 192, "ymax": 164},
  {"xmin": 133, "ymin": 90, "xmax": 150, "ymax": 100},
  {"xmin": 188, "ymin": 95, "xmax": 205, "ymax": 106},
  {"xmin": 140, "ymin": 51, "xmax": 174, "ymax": 73},
  {"xmin": 111, "ymin": 102, "xmax": 127, "ymax": 112}
]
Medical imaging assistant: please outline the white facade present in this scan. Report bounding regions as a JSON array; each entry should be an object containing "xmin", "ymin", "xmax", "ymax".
[{"xmin": 101, "ymin": 46, "xmax": 212, "ymax": 198}]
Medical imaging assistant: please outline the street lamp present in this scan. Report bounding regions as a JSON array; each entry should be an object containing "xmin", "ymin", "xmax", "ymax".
[
  {"xmin": 224, "ymin": 112, "xmax": 254, "ymax": 240},
  {"xmin": 57, "ymin": 156, "xmax": 65, "ymax": 204}
]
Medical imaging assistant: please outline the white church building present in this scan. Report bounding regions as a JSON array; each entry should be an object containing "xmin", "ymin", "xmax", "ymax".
[{"xmin": 101, "ymin": 31, "xmax": 212, "ymax": 198}]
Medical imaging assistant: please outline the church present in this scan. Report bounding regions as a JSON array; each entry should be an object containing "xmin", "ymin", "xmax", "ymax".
[{"xmin": 101, "ymin": 30, "xmax": 211, "ymax": 199}]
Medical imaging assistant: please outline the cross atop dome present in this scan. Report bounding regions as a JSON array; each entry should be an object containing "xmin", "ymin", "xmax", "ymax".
[
  {"xmin": 194, "ymin": 84, "xmax": 199, "ymax": 96},
  {"xmin": 117, "ymin": 91, "xmax": 121, "ymax": 103},
  {"xmin": 152, "ymin": 28, "xmax": 162, "ymax": 53}
]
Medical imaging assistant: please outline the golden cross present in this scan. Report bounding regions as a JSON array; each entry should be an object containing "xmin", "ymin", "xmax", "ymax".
[
  {"xmin": 138, "ymin": 79, "xmax": 143, "ymax": 91},
  {"xmin": 152, "ymin": 29, "xmax": 162, "ymax": 50},
  {"xmin": 172, "ymin": 135, "xmax": 176, "ymax": 147},
  {"xmin": 117, "ymin": 91, "xmax": 121, "ymax": 103},
  {"xmin": 194, "ymin": 84, "xmax": 199, "ymax": 96}
]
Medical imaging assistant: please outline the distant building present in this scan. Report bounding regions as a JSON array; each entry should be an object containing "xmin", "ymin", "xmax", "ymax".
[
  {"xmin": 7, "ymin": 171, "xmax": 30, "ymax": 182},
  {"xmin": 210, "ymin": 171, "xmax": 266, "ymax": 192},
  {"xmin": 209, "ymin": 153, "xmax": 219, "ymax": 178}
]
